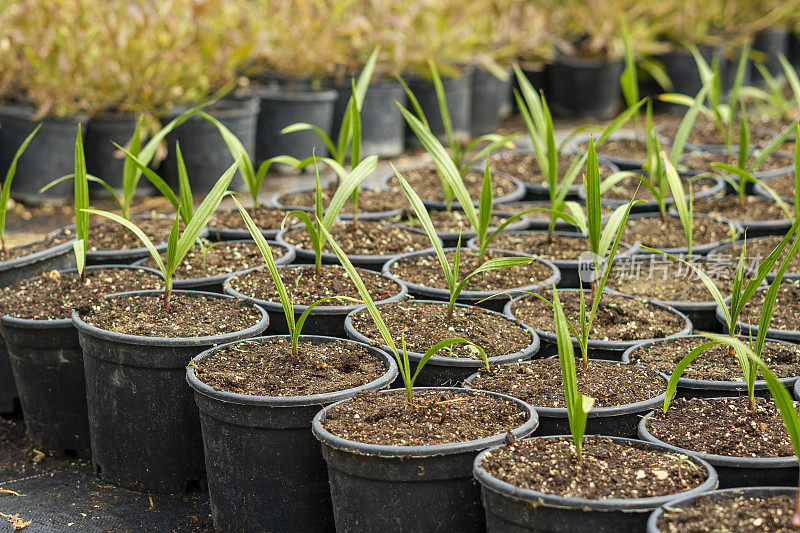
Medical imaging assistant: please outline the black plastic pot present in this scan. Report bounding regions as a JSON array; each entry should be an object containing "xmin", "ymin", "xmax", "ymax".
[
  {"xmin": 344, "ymin": 300, "xmax": 540, "ymax": 387},
  {"xmin": 405, "ymin": 70, "xmax": 473, "ymax": 144},
  {"xmin": 186, "ymin": 335, "xmax": 398, "ymax": 533},
  {"xmin": 547, "ymin": 56, "xmax": 623, "ymax": 119},
  {"xmin": 626, "ymin": 212, "xmax": 742, "ymax": 256},
  {"xmin": 72, "ymin": 290, "xmax": 269, "ymax": 493},
  {"xmin": 753, "ymin": 28, "xmax": 791, "ymax": 81},
  {"xmin": 330, "ymin": 77, "xmax": 407, "ymax": 157},
  {"xmin": 587, "ymin": 173, "xmax": 725, "ymax": 215},
  {"xmin": 504, "ymin": 289, "xmax": 693, "ymax": 361},
  {"xmin": 646, "ymin": 486, "xmax": 797, "ymax": 533},
  {"xmin": 312, "ymin": 387, "xmax": 539, "ymax": 532},
  {"xmin": 474, "ymin": 435, "xmax": 718, "ymax": 533},
  {"xmin": 252, "ymin": 87, "xmax": 337, "ymax": 164},
  {"xmin": 624, "ymin": 335, "xmax": 798, "ymax": 400},
  {"xmin": 270, "ymin": 183, "xmax": 404, "ymax": 222},
  {"xmin": 383, "ymin": 249, "xmax": 561, "ymax": 312},
  {"xmin": 408, "ymin": 212, "xmax": 529, "ymax": 249},
  {"xmin": 470, "ymin": 67, "xmax": 512, "ymax": 137},
  {"xmin": 639, "ymin": 409, "xmax": 798, "ymax": 488},
  {"xmin": 0, "ymin": 343, "xmax": 15, "ymax": 414},
  {"xmin": 223, "ymin": 264, "xmax": 407, "ymax": 337},
  {"xmin": 513, "ymin": 63, "xmax": 548, "ymax": 110},
  {"xmin": 657, "ymin": 47, "xmax": 715, "ymax": 114},
  {"xmin": 132, "ymin": 240, "xmax": 294, "ymax": 293},
  {"xmin": 84, "ymin": 112, "xmax": 143, "ymax": 193},
  {"xmin": 717, "ymin": 288, "xmax": 800, "ymax": 344},
  {"xmin": 790, "ymin": 32, "xmax": 800, "ymax": 70},
  {"xmin": 0, "ymin": 103, "xmax": 84, "ymax": 204},
  {"xmin": 708, "ymin": 236, "xmax": 800, "ymax": 283}
]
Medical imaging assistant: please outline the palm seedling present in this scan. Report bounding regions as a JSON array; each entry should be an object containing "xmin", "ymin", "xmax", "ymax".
[{"xmin": 0, "ymin": 125, "xmax": 41, "ymax": 254}]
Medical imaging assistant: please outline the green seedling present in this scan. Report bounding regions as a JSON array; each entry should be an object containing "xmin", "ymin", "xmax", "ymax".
[
  {"xmin": 73, "ymin": 125, "xmax": 89, "ymax": 282},
  {"xmin": 0, "ymin": 125, "xmax": 40, "ymax": 253}
]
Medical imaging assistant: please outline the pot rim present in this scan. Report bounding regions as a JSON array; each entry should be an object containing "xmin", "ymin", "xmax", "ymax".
[{"xmin": 0, "ymin": 237, "xmax": 75, "ymax": 273}]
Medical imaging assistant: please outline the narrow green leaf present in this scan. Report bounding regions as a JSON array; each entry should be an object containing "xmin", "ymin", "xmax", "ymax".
[{"xmin": 175, "ymin": 142, "xmax": 193, "ymax": 223}]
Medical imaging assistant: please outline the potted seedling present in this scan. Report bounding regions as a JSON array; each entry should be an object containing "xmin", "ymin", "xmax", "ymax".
[
  {"xmin": 472, "ymin": 283, "xmax": 717, "ymax": 532},
  {"xmin": 71, "ymin": 162, "xmax": 269, "ymax": 492},
  {"xmin": 312, "ymin": 222, "xmax": 539, "ymax": 531}
]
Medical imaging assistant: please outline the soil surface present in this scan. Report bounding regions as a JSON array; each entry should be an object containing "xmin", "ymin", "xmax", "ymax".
[
  {"xmin": 607, "ymin": 258, "xmax": 736, "ymax": 302},
  {"xmin": 228, "ymin": 264, "xmax": 401, "ymax": 306},
  {"xmin": 582, "ymin": 138, "xmax": 648, "ymax": 163},
  {"xmin": 399, "ymin": 209, "xmax": 523, "ymax": 234},
  {"xmin": 603, "ymin": 174, "xmax": 718, "ymax": 202},
  {"xmin": 759, "ymin": 173, "xmax": 797, "ymax": 202},
  {"xmin": 657, "ymin": 493, "xmax": 797, "ymax": 532},
  {"xmin": 193, "ymin": 337, "xmax": 386, "ymax": 396},
  {"xmin": 0, "ymin": 233, "xmax": 70, "ymax": 263},
  {"xmin": 78, "ymin": 293, "xmax": 263, "ymax": 338},
  {"xmin": 278, "ymin": 182, "xmax": 408, "ymax": 214},
  {"xmin": 469, "ymin": 358, "xmax": 665, "ymax": 407},
  {"xmin": 77, "ymin": 216, "xmax": 179, "ymax": 252},
  {"xmin": 502, "ymin": 200, "xmax": 612, "ymax": 222},
  {"xmin": 349, "ymin": 300, "xmax": 532, "ymax": 359},
  {"xmin": 681, "ymin": 150, "xmax": 792, "ymax": 175},
  {"xmin": 646, "ymin": 396, "xmax": 793, "ymax": 457},
  {"xmin": 740, "ymin": 281, "xmax": 800, "ymax": 332},
  {"xmin": 629, "ymin": 337, "xmax": 800, "ymax": 381},
  {"xmin": 389, "ymin": 166, "xmax": 518, "ymax": 202},
  {"xmin": 711, "ymin": 236, "xmax": 800, "ymax": 275},
  {"xmin": 490, "ymin": 152, "xmax": 613, "ymax": 186},
  {"xmin": 0, "ymin": 268, "xmax": 162, "ymax": 320},
  {"xmin": 510, "ymin": 292, "xmax": 687, "ymax": 341},
  {"xmin": 660, "ymin": 119, "xmax": 775, "ymax": 148},
  {"xmin": 140, "ymin": 240, "xmax": 281, "ymax": 279},
  {"xmin": 321, "ymin": 389, "xmax": 529, "ymax": 446},
  {"xmin": 693, "ymin": 194, "xmax": 791, "ymax": 222},
  {"xmin": 208, "ymin": 205, "xmax": 294, "ymax": 231},
  {"xmin": 488, "ymin": 232, "xmax": 606, "ymax": 260},
  {"xmin": 480, "ymin": 436, "xmax": 708, "ymax": 499},
  {"xmin": 622, "ymin": 216, "xmax": 736, "ymax": 249},
  {"xmin": 282, "ymin": 221, "xmax": 431, "ymax": 256}
]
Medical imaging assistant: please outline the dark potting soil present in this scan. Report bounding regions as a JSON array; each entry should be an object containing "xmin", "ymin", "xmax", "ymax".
[
  {"xmin": 657, "ymin": 493, "xmax": 797, "ymax": 532},
  {"xmin": 349, "ymin": 300, "xmax": 531, "ymax": 359},
  {"xmin": 646, "ymin": 397, "xmax": 793, "ymax": 457},
  {"xmin": 0, "ymin": 233, "xmax": 70, "ymax": 263},
  {"xmin": 193, "ymin": 337, "xmax": 385, "ymax": 397},
  {"xmin": 758, "ymin": 173, "xmax": 796, "ymax": 201},
  {"xmin": 322, "ymin": 389, "xmax": 529, "ymax": 446},
  {"xmin": 487, "ymin": 232, "xmax": 593, "ymax": 260},
  {"xmin": 0, "ymin": 268, "xmax": 162, "ymax": 320},
  {"xmin": 228, "ymin": 264, "xmax": 401, "ymax": 306},
  {"xmin": 399, "ymin": 209, "xmax": 521, "ymax": 234},
  {"xmin": 389, "ymin": 250, "xmax": 552, "ymax": 292},
  {"xmin": 389, "ymin": 167, "xmax": 518, "ymax": 202},
  {"xmin": 480, "ymin": 436, "xmax": 707, "ymax": 499},
  {"xmin": 469, "ymin": 358, "xmax": 665, "ymax": 408},
  {"xmin": 603, "ymin": 175, "xmax": 718, "ymax": 202},
  {"xmin": 490, "ymin": 152, "xmax": 613, "ymax": 186},
  {"xmin": 740, "ymin": 281, "xmax": 800, "ymax": 332},
  {"xmin": 681, "ymin": 150, "xmax": 792, "ymax": 174},
  {"xmin": 622, "ymin": 216, "xmax": 736, "ymax": 249},
  {"xmin": 606, "ymin": 259, "xmax": 735, "ymax": 302},
  {"xmin": 711, "ymin": 236, "xmax": 800, "ymax": 276},
  {"xmin": 660, "ymin": 119, "xmax": 775, "ymax": 148},
  {"xmin": 140, "ymin": 240, "xmax": 279, "ymax": 279},
  {"xmin": 83, "ymin": 217, "xmax": 179, "ymax": 251},
  {"xmin": 581, "ymin": 138, "xmax": 648, "ymax": 162},
  {"xmin": 629, "ymin": 337, "xmax": 800, "ymax": 381},
  {"xmin": 510, "ymin": 292, "xmax": 686, "ymax": 341},
  {"xmin": 78, "ymin": 293, "xmax": 263, "ymax": 338},
  {"xmin": 282, "ymin": 221, "xmax": 431, "ymax": 256},
  {"xmin": 279, "ymin": 182, "xmax": 408, "ymax": 214},
  {"xmin": 694, "ymin": 195, "xmax": 790, "ymax": 222},
  {"xmin": 208, "ymin": 205, "xmax": 295, "ymax": 231}
]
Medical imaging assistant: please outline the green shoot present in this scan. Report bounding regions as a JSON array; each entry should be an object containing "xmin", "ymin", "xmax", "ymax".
[
  {"xmin": 638, "ymin": 100, "xmax": 670, "ymax": 221},
  {"xmin": 0, "ymin": 124, "xmax": 41, "ymax": 253},
  {"xmin": 318, "ymin": 217, "xmax": 488, "ymax": 405},
  {"xmin": 74, "ymin": 125, "xmax": 89, "ymax": 283},
  {"xmin": 620, "ymin": 18, "xmax": 639, "ymax": 133},
  {"xmin": 661, "ymin": 152, "xmax": 694, "ymax": 255}
]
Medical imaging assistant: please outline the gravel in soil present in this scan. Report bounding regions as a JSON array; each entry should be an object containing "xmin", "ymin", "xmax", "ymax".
[
  {"xmin": 282, "ymin": 220, "xmax": 431, "ymax": 256},
  {"xmin": 193, "ymin": 337, "xmax": 386, "ymax": 396},
  {"xmin": 79, "ymin": 293, "xmax": 263, "ymax": 338},
  {"xmin": 693, "ymin": 194, "xmax": 791, "ymax": 222},
  {"xmin": 660, "ymin": 119, "xmax": 775, "ymax": 148},
  {"xmin": 681, "ymin": 150, "xmax": 792, "ymax": 174},
  {"xmin": 657, "ymin": 493, "xmax": 797, "ymax": 532},
  {"xmin": 0, "ymin": 268, "xmax": 162, "ymax": 320},
  {"xmin": 622, "ymin": 215, "xmax": 736, "ymax": 249},
  {"xmin": 606, "ymin": 258, "xmax": 736, "ymax": 302},
  {"xmin": 629, "ymin": 337, "xmax": 800, "ymax": 381},
  {"xmin": 349, "ymin": 300, "xmax": 532, "ymax": 359},
  {"xmin": 487, "ymin": 232, "xmax": 599, "ymax": 260},
  {"xmin": 399, "ymin": 209, "xmax": 522, "ymax": 234},
  {"xmin": 228, "ymin": 264, "xmax": 401, "ymax": 307},
  {"xmin": 758, "ymin": 173, "xmax": 797, "ymax": 202},
  {"xmin": 321, "ymin": 389, "xmax": 529, "ymax": 446},
  {"xmin": 140, "ymin": 240, "xmax": 279, "ymax": 279},
  {"xmin": 469, "ymin": 358, "xmax": 665, "ymax": 407},
  {"xmin": 710, "ymin": 236, "xmax": 800, "ymax": 276},
  {"xmin": 388, "ymin": 166, "xmax": 518, "ymax": 201},
  {"xmin": 278, "ymin": 182, "xmax": 408, "ymax": 213},
  {"xmin": 740, "ymin": 281, "xmax": 800, "ymax": 332},
  {"xmin": 479, "ymin": 436, "xmax": 707, "ymax": 499},
  {"xmin": 511, "ymin": 292, "xmax": 686, "ymax": 341},
  {"xmin": 208, "ymin": 205, "xmax": 294, "ymax": 231},
  {"xmin": 646, "ymin": 396, "xmax": 794, "ymax": 457},
  {"xmin": 490, "ymin": 152, "xmax": 613, "ymax": 186},
  {"xmin": 603, "ymin": 174, "xmax": 718, "ymax": 202},
  {"xmin": 580, "ymin": 138, "xmax": 648, "ymax": 163},
  {"xmin": 388, "ymin": 249, "xmax": 553, "ymax": 292},
  {"xmin": 0, "ymin": 233, "xmax": 70, "ymax": 263}
]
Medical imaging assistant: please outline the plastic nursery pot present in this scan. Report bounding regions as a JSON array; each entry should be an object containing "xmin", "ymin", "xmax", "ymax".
[
  {"xmin": 186, "ymin": 335, "xmax": 398, "ymax": 533},
  {"xmin": 162, "ymin": 97, "xmax": 259, "ymax": 194},
  {"xmin": 1, "ymin": 264, "xmax": 163, "ymax": 456},
  {"xmin": 252, "ymin": 86, "xmax": 338, "ymax": 164},
  {"xmin": 466, "ymin": 230, "xmax": 636, "ymax": 289},
  {"xmin": 383, "ymin": 249, "xmax": 561, "ymax": 313},
  {"xmin": 71, "ymin": 290, "xmax": 269, "ymax": 493},
  {"xmin": 409, "ymin": 212, "xmax": 530, "ymax": 249},
  {"xmin": 405, "ymin": 69, "xmax": 473, "ymax": 145},
  {"xmin": 0, "ymin": 102, "xmax": 85, "ymax": 204},
  {"xmin": 626, "ymin": 212, "xmax": 743, "ymax": 257},
  {"xmin": 344, "ymin": 300, "xmax": 540, "ymax": 387},
  {"xmin": 639, "ymin": 409, "xmax": 798, "ymax": 489},
  {"xmin": 717, "ymin": 289, "xmax": 800, "ymax": 344},
  {"xmin": 312, "ymin": 386, "xmax": 538, "ymax": 533},
  {"xmin": 132, "ymin": 240, "xmax": 294, "ymax": 293},
  {"xmin": 470, "ymin": 67, "xmax": 512, "ymax": 137},
  {"xmin": 623, "ymin": 335, "xmax": 799, "ymax": 400},
  {"xmin": 474, "ymin": 435, "xmax": 718, "ymax": 533},
  {"xmin": 223, "ymin": 264, "xmax": 407, "ymax": 337},
  {"xmin": 504, "ymin": 290, "xmax": 693, "ymax": 361},
  {"xmin": 586, "ymin": 173, "xmax": 726, "ymax": 215},
  {"xmin": 646, "ymin": 486, "xmax": 797, "ymax": 533},
  {"xmin": 464, "ymin": 358, "xmax": 670, "ymax": 439},
  {"xmin": 546, "ymin": 55, "xmax": 624, "ymax": 119},
  {"xmin": 791, "ymin": 33, "xmax": 800, "ymax": 70},
  {"xmin": 657, "ymin": 47, "xmax": 716, "ymax": 115},
  {"xmin": 84, "ymin": 112, "xmax": 145, "ymax": 194},
  {"xmin": 753, "ymin": 28, "xmax": 791, "ymax": 80},
  {"xmin": 330, "ymin": 77, "xmax": 407, "ymax": 158},
  {"xmin": 708, "ymin": 237, "xmax": 800, "ymax": 283},
  {"xmin": 270, "ymin": 183, "xmax": 404, "ymax": 222}
]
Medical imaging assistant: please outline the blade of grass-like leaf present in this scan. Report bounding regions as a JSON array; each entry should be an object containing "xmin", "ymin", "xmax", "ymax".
[
  {"xmin": 412, "ymin": 338, "xmax": 488, "ymax": 383},
  {"xmin": 175, "ymin": 143, "xmax": 193, "ymax": 223},
  {"xmin": 669, "ymin": 85, "xmax": 710, "ymax": 165},
  {"xmin": 584, "ymin": 138, "xmax": 601, "ymax": 255},
  {"xmin": 663, "ymin": 341, "xmax": 720, "ymax": 412},
  {"xmin": 0, "ymin": 124, "xmax": 40, "ymax": 243},
  {"xmin": 663, "ymin": 154, "xmax": 692, "ymax": 254},
  {"xmin": 74, "ymin": 126, "xmax": 89, "ymax": 263},
  {"xmin": 114, "ymin": 142, "xmax": 182, "ymax": 214},
  {"xmin": 428, "ymin": 60, "xmax": 455, "ymax": 154},
  {"xmin": 321, "ymin": 155, "xmax": 377, "ymax": 229},
  {"xmin": 82, "ymin": 209, "xmax": 165, "ymax": 273},
  {"xmin": 452, "ymin": 256, "xmax": 533, "ymax": 302},
  {"xmin": 122, "ymin": 117, "xmax": 143, "ymax": 212}
]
